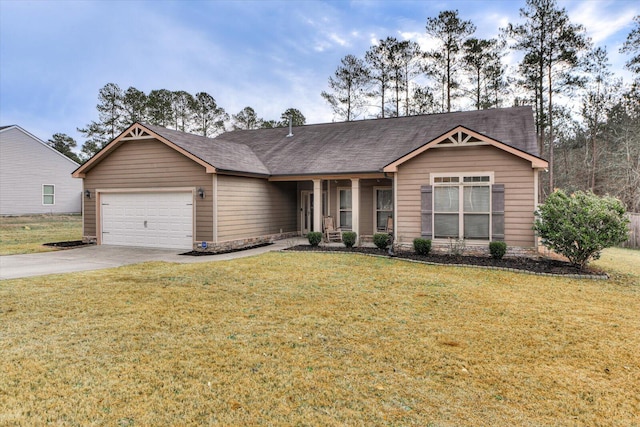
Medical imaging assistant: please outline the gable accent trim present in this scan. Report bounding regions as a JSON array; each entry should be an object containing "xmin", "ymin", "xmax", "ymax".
[
  {"xmin": 382, "ymin": 126, "xmax": 548, "ymax": 172},
  {"xmin": 72, "ymin": 123, "xmax": 217, "ymax": 178}
]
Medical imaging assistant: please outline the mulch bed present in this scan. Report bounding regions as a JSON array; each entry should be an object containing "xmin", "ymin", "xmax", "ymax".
[
  {"xmin": 285, "ymin": 245, "xmax": 607, "ymax": 278},
  {"xmin": 180, "ymin": 242, "xmax": 273, "ymax": 256},
  {"xmin": 43, "ymin": 240, "xmax": 93, "ymax": 249}
]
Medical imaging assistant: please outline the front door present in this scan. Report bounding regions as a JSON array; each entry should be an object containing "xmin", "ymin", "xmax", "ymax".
[{"xmin": 301, "ymin": 191, "xmax": 314, "ymax": 234}]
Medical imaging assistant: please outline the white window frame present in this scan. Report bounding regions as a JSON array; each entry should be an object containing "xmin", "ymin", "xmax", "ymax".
[
  {"xmin": 337, "ymin": 187, "xmax": 352, "ymax": 230},
  {"xmin": 373, "ymin": 186, "xmax": 393, "ymax": 233},
  {"xmin": 42, "ymin": 184, "xmax": 55, "ymax": 205},
  {"xmin": 431, "ymin": 172, "xmax": 494, "ymax": 241}
]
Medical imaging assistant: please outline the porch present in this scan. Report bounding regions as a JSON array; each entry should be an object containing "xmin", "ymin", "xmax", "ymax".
[{"xmin": 275, "ymin": 176, "xmax": 394, "ymax": 244}]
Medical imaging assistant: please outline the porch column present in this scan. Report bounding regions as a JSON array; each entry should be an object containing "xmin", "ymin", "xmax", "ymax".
[
  {"xmin": 313, "ymin": 179, "xmax": 322, "ymax": 233},
  {"xmin": 351, "ymin": 178, "xmax": 360, "ymax": 242}
]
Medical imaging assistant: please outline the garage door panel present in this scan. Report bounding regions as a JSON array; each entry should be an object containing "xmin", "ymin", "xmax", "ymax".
[{"xmin": 101, "ymin": 191, "xmax": 193, "ymax": 250}]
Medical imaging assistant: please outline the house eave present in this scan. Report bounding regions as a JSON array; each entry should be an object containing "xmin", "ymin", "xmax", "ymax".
[
  {"xmin": 383, "ymin": 125, "xmax": 548, "ymax": 172},
  {"xmin": 268, "ymin": 171, "xmax": 386, "ymax": 181},
  {"xmin": 72, "ymin": 123, "xmax": 218, "ymax": 178}
]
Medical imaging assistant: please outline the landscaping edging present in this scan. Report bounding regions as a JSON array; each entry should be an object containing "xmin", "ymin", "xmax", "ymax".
[{"xmin": 283, "ymin": 247, "xmax": 609, "ymax": 280}]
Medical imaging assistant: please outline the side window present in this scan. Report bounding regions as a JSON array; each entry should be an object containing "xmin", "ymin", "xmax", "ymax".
[
  {"xmin": 43, "ymin": 185, "xmax": 55, "ymax": 205},
  {"xmin": 338, "ymin": 188, "xmax": 352, "ymax": 230},
  {"xmin": 375, "ymin": 188, "xmax": 393, "ymax": 232}
]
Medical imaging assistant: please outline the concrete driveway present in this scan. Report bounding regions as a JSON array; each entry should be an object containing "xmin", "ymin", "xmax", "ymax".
[{"xmin": 0, "ymin": 239, "xmax": 303, "ymax": 280}]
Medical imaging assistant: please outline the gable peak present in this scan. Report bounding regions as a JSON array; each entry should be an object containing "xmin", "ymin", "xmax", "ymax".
[
  {"xmin": 121, "ymin": 125, "xmax": 152, "ymax": 140},
  {"xmin": 438, "ymin": 128, "xmax": 484, "ymax": 146}
]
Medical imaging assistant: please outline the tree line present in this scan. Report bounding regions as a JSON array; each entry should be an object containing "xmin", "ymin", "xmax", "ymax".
[
  {"xmin": 48, "ymin": 0, "xmax": 638, "ymax": 212},
  {"xmin": 51, "ymin": 84, "xmax": 306, "ymax": 162},
  {"xmin": 320, "ymin": 0, "xmax": 639, "ymax": 211}
]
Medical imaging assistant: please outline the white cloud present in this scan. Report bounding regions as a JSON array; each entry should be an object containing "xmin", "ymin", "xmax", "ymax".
[{"xmin": 568, "ymin": 1, "xmax": 638, "ymax": 46}]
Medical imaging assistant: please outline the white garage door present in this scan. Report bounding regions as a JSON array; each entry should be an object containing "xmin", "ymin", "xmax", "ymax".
[{"xmin": 101, "ymin": 191, "xmax": 193, "ymax": 250}]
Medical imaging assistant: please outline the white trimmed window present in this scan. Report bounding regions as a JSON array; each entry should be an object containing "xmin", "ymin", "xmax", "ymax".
[
  {"xmin": 338, "ymin": 188, "xmax": 352, "ymax": 230},
  {"xmin": 374, "ymin": 187, "xmax": 392, "ymax": 232},
  {"xmin": 432, "ymin": 174, "xmax": 492, "ymax": 240},
  {"xmin": 42, "ymin": 184, "xmax": 55, "ymax": 205}
]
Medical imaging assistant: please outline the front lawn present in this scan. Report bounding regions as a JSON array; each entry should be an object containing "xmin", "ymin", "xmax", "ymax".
[
  {"xmin": 0, "ymin": 214, "xmax": 82, "ymax": 255},
  {"xmin": 1, "ymin": 250, "xmax": 638, "ymax": 425}
]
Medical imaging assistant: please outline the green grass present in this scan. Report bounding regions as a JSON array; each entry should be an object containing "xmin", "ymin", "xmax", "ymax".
[
  {"xmin": 0, "ymin": 214, "xmax": 82, "ymax": 255},
  {"xmin": 1, "ymin": 249, "xmax": 638, "ymax": 425}
]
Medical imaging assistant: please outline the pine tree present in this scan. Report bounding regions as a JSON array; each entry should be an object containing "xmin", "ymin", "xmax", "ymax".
[
  {"xmin": 232, "ymin": 106, "xmax": 261, "ymax": 130},
  {"xmin": 171, "ymin": 91, "xmax": 195, "ymax": 132},
  {"xmin": 192, "ymin": 92, "xmax": 228, "ymax": 137},
  {"xmin": 321, "ymin": 54, "xmax": 370, "ymax": 121},
  {"xmin": 366, "ymin": 38, "xmax": 395, "ymax": 118},
  {"xmin": 122, "ymin": 86, "xmax": 147, "ymax": 125},
  {"xmin": 147, "ymin": 89, "xmax": 174, "ymax": 127},
  {"xmin": 507, "ymin": 0, "xmax": 589, "ymax": 194},
  {"xmin": 279, "ymin": 108, "xmax": 306, "ymax": 127},
  {"xmin": 425, "ymin": 10, "xmax": 476, "ymax": 112},
  {"xmin": 47, "ymin": 133, "xmax": 81, "ymax": 163}
]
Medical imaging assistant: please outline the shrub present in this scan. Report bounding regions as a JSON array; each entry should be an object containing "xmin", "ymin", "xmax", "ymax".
[
  {"xmin": 342, "ymin": 231, "xmax": 357, "ymax": 248},
  {"xmin": 373, "ymin": 233, "xmax": 391, "ymax": 250},
  {"xmin": 448, "ymin": 238, "xmax": 466, "ymax": 256},
  {"xmin": 307, "ymin": 232, "xmax": 323, "ymax": 247},
  {"xmin": 489, "ymin": 241, "xmax": 507, "ymax": 259},
  {"xmin": 413, "ymin": 238, "xmax": 431, "ymax": 256},
  {"xmin": 533, "ymin": 190, "xmax": 629, "ymax": 268}
]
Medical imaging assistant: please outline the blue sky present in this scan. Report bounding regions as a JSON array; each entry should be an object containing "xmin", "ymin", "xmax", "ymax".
[{"xmin": 1, "ymin": 0, "xmax": 637, "ymax": 146}]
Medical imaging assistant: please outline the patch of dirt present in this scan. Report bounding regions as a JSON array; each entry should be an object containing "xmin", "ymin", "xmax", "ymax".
[
  {"xmin": 285, "ymin": 245, "xmax": 606, "ymax": 277},
  {"xmin": 180, "ymin": 242, "xmax": 273, "ymax": 256},
  {"xmin": 43, "ymin": 240, "xmax": 92, "ymax": 249}
]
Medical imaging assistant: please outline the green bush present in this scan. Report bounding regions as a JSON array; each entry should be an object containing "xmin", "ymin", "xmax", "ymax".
[
  {"xmin": 342, "ymin": 231, "xmax": 357, "ymax": 248},
  {"xmin": 413, "ymin": 238, "xmax": 431, "ymax": 256},
  {"xmin": 307, "ymin": 232, "xmax": 323, "ymax": 247},
  {"xmin": 533, "ymin": 190, "xmax": 629, "ymax": 268},
  {"xmin": 373, "ymin": 233, "xmax": 391, "ymax": 250},
  {"xmin": 489, "ymin": 241, "xmax": 507, "ymax": 259}
]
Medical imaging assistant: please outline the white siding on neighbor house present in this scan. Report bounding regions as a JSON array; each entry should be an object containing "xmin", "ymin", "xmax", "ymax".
[{"xmin": 0, "ymin": 126, "xmax": 82, "ymax": 215}]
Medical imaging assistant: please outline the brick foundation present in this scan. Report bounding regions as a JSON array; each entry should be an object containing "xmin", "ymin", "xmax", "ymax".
[{"xmin": 194, "ymin": 231, "xmax": 300, "ymax": 253}]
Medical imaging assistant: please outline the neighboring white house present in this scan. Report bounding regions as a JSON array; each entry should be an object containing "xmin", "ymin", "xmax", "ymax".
[{"xmin": 0, "ymin": 125, "xmax": 82, "ymax": 215}]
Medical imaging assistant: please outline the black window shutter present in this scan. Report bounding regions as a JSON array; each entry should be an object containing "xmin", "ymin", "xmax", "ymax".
[
  {"xmin": 421, "ymin": 185, "xmax": 433, "ymax": 239},
  {"xmin": 492, "ymin": 184, "xmax": 505, "ymax": 241}
]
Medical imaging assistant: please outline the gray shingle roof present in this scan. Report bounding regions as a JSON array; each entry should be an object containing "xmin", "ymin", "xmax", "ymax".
[
  {"xmin": 142, "ymin": 123, "xmax": 271, "ymax": 175},
  {"xmin": 146, "ymin": 106, "xmax": 540, "ymax": 176}
]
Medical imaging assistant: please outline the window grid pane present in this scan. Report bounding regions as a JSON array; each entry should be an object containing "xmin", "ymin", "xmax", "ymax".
[
  {"xmin": 434, "ymin": 186, "xmax": 459, "ymax": 212},
  {"xmin": 376, "ymin": 189, "xmax": 392, "ymax": 211},
  {"xmin": 340, "ymin": 189, "xmax": 351, "ymax": 210},
  {"xmin": 434, "ymin": 214, "xmax": 459, "ymax": 238},
  {"xmin": 340, "ymin": 212, "xmax": 352, "ymax": 229},
  {"xmin": 464, "ymin": 214, "xmax": 490, "ymax": 239},
  {"xmin": 464, "ymin": 186, "xmax": 490, "ymax": 213},
  {"xmin": 43, "ymin": 185, "xmax": 54, "ymax": 195},
  {"xmin": 376, "ymin": 212, "xmax": 392, "ymax": 232}
]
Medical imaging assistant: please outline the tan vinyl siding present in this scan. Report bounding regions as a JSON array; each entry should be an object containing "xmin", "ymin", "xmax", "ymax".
[
  {"xmin": 82, "ymin": 139, "xmax": 213, "ymax": 241},
  {"xmin": 217, "ymin": 175, "xmax": 296, "ymax": 241},
  {"xmin": 396, "ymin": 145, "xmax": 537, "ymax": 248}
]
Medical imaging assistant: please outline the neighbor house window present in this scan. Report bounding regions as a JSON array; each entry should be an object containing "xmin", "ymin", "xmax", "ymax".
[
  {"xmin": 374, "ymin": 187, "xmax": 392, "ymax": 232},
  {"xmin": 338, "ymin": 188, "xmax": 352, "ymax": 230},
  {"xmin": 433, "ymin": 174, "xmax": 491, "ymax": 240},
  {"xmin": 42, "ymin": 185, "xmax": 55, "ymax": 205}
]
